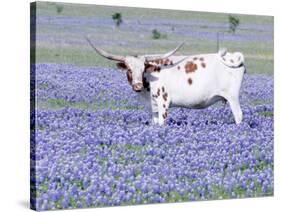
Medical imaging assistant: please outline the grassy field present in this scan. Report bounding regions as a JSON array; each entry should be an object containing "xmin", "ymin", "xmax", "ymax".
[{"xmin": 33, "ymin": 2, "xmax": 274, "ymax": 75}]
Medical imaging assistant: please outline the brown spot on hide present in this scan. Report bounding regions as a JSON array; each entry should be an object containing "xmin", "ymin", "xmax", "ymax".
[
  {"xmin": 193, "ymin": 57, "xmax": 198, "ymax": 60},
  {"xmin": 156, "ymin": 66, "xmax": 161, "ymax": 72},
  {"xmin": 145, "ymin": 64, "xmax": 155, "ymax": 72},
  {"xmin": 188, "ymin": 78, "xmax": 192, "ymax": 85},
  {"xmin": 162, "ymin": 86, "xmax": 165, "ymax": 93},
  {"xmin": 164, "ymin": 59, "xmax": 173, "ymax": 66},
  {"xmin": 163, "ymin": 59, "xmax": 169, "ymax": 66},
  {"xmin": 201, "ymin": 63, "xmax": 206, "ymax": 68},
  {"xmin": 185, "ymin": 61, "xmax": 197, "ymax": 73},
  {"xmin": 157, "ymin": 88, "xmax": 160, "ymax": 96},
  {"xmin": 152, "ymin": 58, "xmax": 173, "ymax": 66},
  {"xmin": 145, "ymin": 63, "xmax": 161, "ymax": 73},
  {"xmin": 199, "ymin": 57, "xmax": 204, "ymax": 61},
  {"xmin": 126, "ymin": 70, "xmax": 133, "ymax": 85},
  {"xmin": 163, "ymin": 92, "xmax": 168, "ymax": 101},
  {"xmin": 177, "ymin": 66, "xmax": 180, "ymax": 70},
  {"xmin": 163, "ymin": 104, "xmax": 166, "ymax": 108},
  {"xmin": 153, "ymin": 59, "xmax": 160, "ymax": 65},
  {"xmin": 145, "ymin": 64, "xmax": 159, "ymax": 73},
  {"xmin": 230, "ymin": 59, "xmax": 234, "ymax": 63}
]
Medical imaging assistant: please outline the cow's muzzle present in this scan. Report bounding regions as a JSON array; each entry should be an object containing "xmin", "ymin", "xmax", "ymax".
[{"xmin": 132, "ymin": 83, "xmax": 143, "ymax": 92}]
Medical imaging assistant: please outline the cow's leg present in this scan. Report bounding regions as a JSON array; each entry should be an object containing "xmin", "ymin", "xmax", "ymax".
[
  {"xmin": 157, "ymin": 93, "xmax": 170, "ymax": 126},
  {"xmin": 150, "ymin": 86, "xmax": 170, "ymax": 125},
  {"xmin": 225, "ymin": 96, "xmax": 243, "ymax": 124},
  {"xmin": 157, "ymin": 104, "xmax": 166, "ymax": 125},
  {"xmin": 150, "ymin": 96, "xmax": 159, "ymax": 124},
  {"xmin": 152, "ymin": 112, "xmax": 159, "ymax": 124}
]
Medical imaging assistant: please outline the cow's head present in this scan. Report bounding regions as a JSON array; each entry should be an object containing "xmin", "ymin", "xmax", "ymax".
[{"xmin": 86, "ymin": 37, "xmax": 183, "ymax": 92}]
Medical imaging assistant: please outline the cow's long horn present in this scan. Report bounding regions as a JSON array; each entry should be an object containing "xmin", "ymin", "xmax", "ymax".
[
  {"xmin": 85, "ymin": 37, "xmax": 125, "ymax": 62},
  {"xmin": 144, "ymin": 42, "xmax": 185, "ymax": 62}
]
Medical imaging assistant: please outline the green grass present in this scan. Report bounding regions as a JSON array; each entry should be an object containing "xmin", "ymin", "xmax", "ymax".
[
  {"xmin": 37, "ymin": 98, "xmax": 142, "ymax": 111},
  {"xmin": 251, "ymin": 99, "xmax": 273, "ymax": 106},
  {"xmin": 258, "ymin": 111, "xmax": 274, "ymax": 117},
  {"xmin": 34, "ymin": 47, "xmax": 116, "ymax": 68}
]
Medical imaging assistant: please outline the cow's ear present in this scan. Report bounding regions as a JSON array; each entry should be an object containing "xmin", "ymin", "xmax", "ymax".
[
  {"xmin": 145, "ymin": 63, "xmax": 157, "ymax": 72},
  {"xmin": 116, "ymin": 62, "xmax": 127, "ymax": 70}
]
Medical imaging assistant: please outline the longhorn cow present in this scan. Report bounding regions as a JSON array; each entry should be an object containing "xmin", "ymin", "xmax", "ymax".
[{"xmin": 86, "ymin": 37, "xmax": 246, "ymax": 125}]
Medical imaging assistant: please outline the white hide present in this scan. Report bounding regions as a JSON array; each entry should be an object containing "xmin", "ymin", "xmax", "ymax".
[{"xmin": 141, "ymin": 50, "xmax": 246, "ymax": 125}]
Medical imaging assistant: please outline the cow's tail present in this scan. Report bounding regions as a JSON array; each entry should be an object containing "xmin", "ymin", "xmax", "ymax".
[{"xmin": 218, "ymin": 48, "xmax": 245, "ymax": 68}]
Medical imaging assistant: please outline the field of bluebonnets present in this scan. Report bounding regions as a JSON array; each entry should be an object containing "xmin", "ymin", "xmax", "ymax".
[{"xmin": 31, "ymin": 2, "xmax": 274, "ymax": 210}]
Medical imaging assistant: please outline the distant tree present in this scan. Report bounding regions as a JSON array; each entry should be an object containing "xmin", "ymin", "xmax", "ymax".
[
  {"xmin": 56, "ymin": 4, "xmax": 64, "ymax": 14},
  {"xmin": 152, "ymin": 29, "xmax": 161, "ymax": 39},
  {"xmin": 152, "ymin": 29, "xmax": 167, "ymax": 39},
  {"xmin": 228, "ymin": 15, "xmax": 240, "ymax": 34},
  {"xmin": 112, "ymin": 13, "xmax": 123, "ymax": 27}
]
